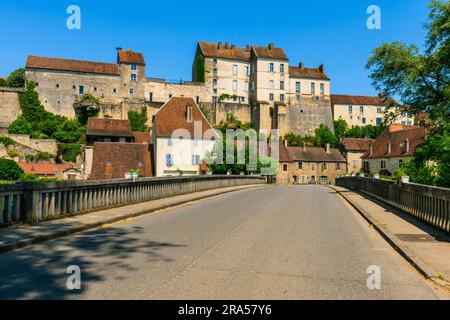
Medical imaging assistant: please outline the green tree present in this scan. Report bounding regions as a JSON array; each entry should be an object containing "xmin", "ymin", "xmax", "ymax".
[
  {"xmin": 333, "ymin": 119, "xmax": 348, "ymax": 140},
  {"xmin": 314, "ymin": 124, "xmax": 338, "ymax": 147},
  {"xmin": 0, "ymin": 158, "xmax": 23, "ymax": 180},
  {"xmin": 128, "ymin": 107, "xmax": 148, "ymax": 132},
  {"xmin": 7, "ymin": 68, "xmax": 25, "ymax": 88},
  {"xmin": 367, "ymin": 0, "xmax": 450, "ymax": 187}
]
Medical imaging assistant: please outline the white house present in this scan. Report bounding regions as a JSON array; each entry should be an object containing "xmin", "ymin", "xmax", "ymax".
[{"xmin": 151, "ymin": 97, "xmax": 218, "ymax": 176}]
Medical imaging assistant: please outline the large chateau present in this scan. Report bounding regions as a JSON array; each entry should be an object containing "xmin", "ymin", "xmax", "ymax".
[{"xmin": 1, "ymin": 41, "xmax": 413, "ymax": 137}]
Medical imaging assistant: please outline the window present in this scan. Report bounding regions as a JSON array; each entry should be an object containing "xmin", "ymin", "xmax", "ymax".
[
  {"xmin": 245, "ymin": 66, "xmax": 250, "ymax": 76},
  {"xmin": 348, "ymin": 105, "xmax": 353, "ymax": 113},
  {"xmin": 320, "ymin": 83, "xmax": 324, "ymax": 95},
  {"xmin": 131, "ymin": 64, "xmax": 137, "ymax": 71},
  {"xmin": 311, "ymin": 83, "xmax": 315, "ymax": 95},
  {"xmin": 362, "ymin": 117, "xmax": 367, "ymax": 124},
  {"xmin": 213, "ymin": 68, "xmax": 217, "ymax": 76},
  {"xmin": 169, "ymin": 94, "xmax": 173, "ymax": 99},
  {"xmin": 232, "ymin": 80, "xmax": 237, "ymax": 91},
  {"xmin": 280, "ymin": 94, "xmax": 285, "ymax": 101},
  {"xmin": 73, "ymin": 85, "xmax": 76, "ymax": 90},
  {"xmin": 381, "ymin": 160, "xmax": 387, "ymax": 169},
  {"xmin": 149, "ymin": 92, "xmax": 153, "ymax": 101},
  {"xmin": 296, "ymin": 81, "xmax": 301, "ymax": 93},
  {"xmin": 79, "ymin": 85, "xmax": 84, "ymax": 95},
  {"xmin": 192, "ymin": 155, "xmax": 201, "ymax": 165},
  {"xmin": 213, "ymin": 58, "xmax": 217, "ymax": 65},
  {"xmin": 187, "ymin": 104, "xmax": 193, "ymax": 122},
  {"xmin": 377, "ymin": 107, "xmax": 382, "ymax": 114},
  {"xmin": 269, "ymin": 63, "xmax": 274, "ymax": 72},
  {"xmin": 336, "ymin": 163, "xmax": 341, "ymax": 170},
  {"xmin": 269, "ymin": 80, "xmax": 274, "ymax": 90},
  {"xmin": 296, "ymin": 95, "xmax": 301, "ymax": 101},
  {"xmin": 93, "ymin": 87, "xmax": 97, "ymax": 92},
  {"xmin": 213, "ymin": 88, "xmax": 217, "ymax": 94},
  {"xmin": 232, "ymin": 64, "xmax": 237, "ymax": 75},
  {"xmin": 311, "ymin": 163, "xmax": 316, "ymax": 171},
  {"xmin": 244, "ymin": 81, "xmax": 249, "ymax": 92},
  {"xmin": 280, "ymin": 81, "xmax": 284, "ymax": 90},
  {"xmin": 131, "ymin": 74, "xmax": 137, "ymax": 82},
  {"xmin": 280, "ymin": 64, "xmax": 285, "ymax": 73},
  {"xmin": 129, "ymin": 88, "xmax": 134, "ymax": 95},
  {"xmin": 165, "ymin": 154, "xmax": 173, "ymax": 166},
  {"xmin": 298, "ymin": 162, "xmax": 303, "ymax": 170},
  {"xmin": 376, "ymin": 117, "xmax": 383, "ymax": 126},
  {"xmin": 56, "ymin": 84, "xmax": 60, "ymax": 88},
  {"xmin": 269, "ymin": 93, "xmax": 274, "ymax": 101},
  {"xmin": 167, "ymin": 138, "xmax": 172, "ymax": 146},
  {"xmin": 213, "ymin": 79, "xmax": 217, "ymax": 86},
  {"xmin": 322, "ymin": 163, "xmax": 328, "ymax": 171},
  {"xmin": 283, "ymin": 164, "xmax": 288, "ymax": 172},
  {"xmin": 196, "ymin": 96, "xmax": 200, "ymax": 104},
  {"xmin": 360, "ymin": 106, "xmax": 364, "ymax": 113}
]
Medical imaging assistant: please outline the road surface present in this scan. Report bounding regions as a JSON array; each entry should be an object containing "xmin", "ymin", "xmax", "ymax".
[{"xmin": 0, "ymin": 186, "xmax": 447, "ymax": 299}]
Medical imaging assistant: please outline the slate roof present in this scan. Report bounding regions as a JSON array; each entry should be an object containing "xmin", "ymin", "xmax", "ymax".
[{"xmin": 26, "ymin": 56, "xmax": 119, "ymax": 75}]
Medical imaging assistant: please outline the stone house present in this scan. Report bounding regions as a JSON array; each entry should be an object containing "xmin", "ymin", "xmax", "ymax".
[
  {"xmin": 331, "ymin": 94, "xmax": 414, "ymax": 127},
  {"xmin": 276, "ymin": 143, "xmax": 347, "ymax": 185},
  {"xmin": 18, "ymin": 162, "xmax": 82, "ymax": 180},
  {"xmin": 339, "ymin": 138, "xmax": 375, "ymax": 174},
  {"xmin": 361, "ymin": 124, "xmax": 426, "ymax": 175},
  {"xmin": 151, "ymin": 97, "xmax": 218, "ymax": 177}
]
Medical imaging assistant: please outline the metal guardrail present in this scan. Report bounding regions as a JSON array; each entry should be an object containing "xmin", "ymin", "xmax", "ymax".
[
  {"xmin": 0, "ymin": 175, "xmax": 265, "ymax": 225},
  {"xmin": 336, "ymin": 177, "xmax": 450, "ymax": 233}
]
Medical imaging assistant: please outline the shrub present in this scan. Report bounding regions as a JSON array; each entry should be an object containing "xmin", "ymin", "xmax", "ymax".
[
  {"xmin": 128, "ymin": 107, "xmax": 148, "ymax": 132},
  {"xmin": 0, "ymin": 136, "xmax": 16, "ymax": 147},
  {"xmin": 0, "ymin": 158, "xmax": 24, "ymax": 180},
  {"xmin": 19, "ymin": 173, "xmax": 39, "ymax": 182},
  {"xmin": 6, "ymin": 68, "xmax": 25, "ymax": 88},
  {"xmin": 6, "ymin": 148, "xmax": 19, "ymax": 158},
  {"xmin": 61, "ymin": 143, "xmax": 82, "ymax": 162}
]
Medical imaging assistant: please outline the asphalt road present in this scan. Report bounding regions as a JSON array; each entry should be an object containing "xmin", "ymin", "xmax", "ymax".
[{"xmin": 0, "ymin": 186, "xmax": 447, "ymax": 299}]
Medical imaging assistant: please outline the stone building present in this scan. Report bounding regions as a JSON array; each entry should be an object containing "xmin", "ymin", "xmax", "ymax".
[
  {"xmin": 361, "ymin": 124, "xmax": 426, "ymax": 175},
  {"xmin": 339, "ymin": 137, "xmax": 375, "ymax": 174},
  {"xmin": 276, "ymin": 142, "xmax": 347, "ymax": 185},
  {"xmin": 331, "ymin": 94, "xmax": 414, "ymax": 127},
  {"xmin": 0, "ymin": 87, "xmax": 23, "ymax": 129}
]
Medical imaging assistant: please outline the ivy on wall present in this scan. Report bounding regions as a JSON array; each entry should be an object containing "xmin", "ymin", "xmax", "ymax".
[{"xmin": 196, "ymin": 55, "xmax": 205, "ymax": 83}]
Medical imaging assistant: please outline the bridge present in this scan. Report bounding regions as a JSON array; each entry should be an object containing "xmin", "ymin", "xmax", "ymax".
[{"xmin": 0, "ymin": 176, "xmax": 448, "ymax": 299}]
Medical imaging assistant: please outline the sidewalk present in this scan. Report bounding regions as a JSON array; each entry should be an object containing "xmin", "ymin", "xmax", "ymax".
[
  {"xmin": 0, "ymin": 184, "xmax": 263, "ymax": 253},
  {"xmin": 330, "ymin": 185, "xmax": 450, "ymax": 290}
]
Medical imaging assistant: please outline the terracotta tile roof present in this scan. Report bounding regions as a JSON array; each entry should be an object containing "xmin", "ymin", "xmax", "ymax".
[
  {"xmin": 117, "ymin": 49, "xmax": 145, "ymax": 65},
  {"xmin": 154, "ymin": 97, "xmax": 218, "ymax": 138},
  {"xmin": 133, "ymin": 132, "xmax": 152, "ymax": 144},
  {"xmin": 87, "ymin": 118, "xmax": 134, "ymax": 137},
  {"xmin": 278, "ymin": 145, "xmax": 346, "ymax": 163},
  {"xmin": 278, "ymin": 144, "xmax": 293, "ymax": 162},
  {"xmin": 362, "ymin": 125, "xmax": 426, "ymax": 159},
  {"xmin": 26, "ymin": 55, "xmax": 119, "ymax": 75},
  {"xmin": 289, "ymin": 66, "xmax": 329, "ymax": 80},
  {"xmin": 198, "ymin": 41, "xmax": 251, "ymax": 62},
  {"xmin": 89, "ymin": 142, "xmax": 153, "ymax": 180},
  {"xmin": 340, "ymin": 138, "xmax": 375, "ymax": 152},
  {"xmin": 18, "ymin": 162, "xmax": 73, "ymax": 175},
  {"xmin": 331, "ymin": 94, "xmax": 393, "ymax": 106},
  {"xmin": 252, "ymin": 45, "xmax": 288, "ymax": 61}
]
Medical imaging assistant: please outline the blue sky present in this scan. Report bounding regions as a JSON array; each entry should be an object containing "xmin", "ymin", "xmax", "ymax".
[{"xmin": 0, "ymin": 0, "xmax": 430, "ymax": 95}]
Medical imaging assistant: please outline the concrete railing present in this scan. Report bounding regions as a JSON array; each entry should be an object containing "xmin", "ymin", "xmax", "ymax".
[
  {"xmin": 0, "ymin": 175, "xmax": 265, "ymax": 226},
  {"xmin": 336, "ymin": 177, "xmax": 450, "ymax": 233}
]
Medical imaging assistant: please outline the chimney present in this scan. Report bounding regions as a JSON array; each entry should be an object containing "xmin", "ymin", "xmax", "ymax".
[
  {"xmin": 319, "ymin": 64, "xmax": 325, "ymax": 73},
  {"xmin": 369, "ymin": 144, "xmax": 373, "ymax": 156},
  {"xmin": 231, "ymin": 44, "xmax": 236, "ymax": 49},
  {"xmin": 299, "ymin": 62, "xmax": 304, "ymax": 69},
  {"xmin": 225, "ymin": 42, "xmax": 230, "ymax": 49},
  {"xmin": 387, "ymin": 141, "xmax": 392, "ymax": 155},
  {"xmin": 246, "ymin": 44, "xmax": 251, "ymax": 50},
  {"xmin": 268, "ymin": 42, "xmax": 274, "ymax": 50},
  {"xmin": 405, "ymin": 139, "xmax": 410, "ymax": 153},
  {"xmin": 217, "ymin": 42, "xmax": 222, "ymax": 49},
  {"xmin": 303, "ymin": 142, "xmax": 306, "ymax": 151},
  {"xmin": 325, "ymin": 143, "xmax": 330, "ymax": 154}
]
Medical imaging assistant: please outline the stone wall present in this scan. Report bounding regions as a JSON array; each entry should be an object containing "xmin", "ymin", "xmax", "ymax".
[
  {"xmin": 0, "ymin": 87, "xmax": 22, "ymax": 128},
  {"xmin": 0, "ymin": 133, "xmax": 58, "ymax": 155}
]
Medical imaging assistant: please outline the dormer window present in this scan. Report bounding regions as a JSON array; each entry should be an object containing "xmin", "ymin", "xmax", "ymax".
[
  {"xmin": 187, "ymin": 104, "xmax": 193, "ymax": 122},
  {"xmin": 131, "ymin": 74, "xmax": 137, "ymax": 82},
  {"xmin": 131, "ymin": 64, "xmax": 137, "ymax": 71}
]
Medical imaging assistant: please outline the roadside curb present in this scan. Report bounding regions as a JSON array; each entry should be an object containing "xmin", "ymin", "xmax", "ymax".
[
  {"xmin": 329, "ymin": 185, "xmax": 450, "ymax": 291},
  {"xmin": 0, "ymin": 184, "xmax": 263, "ymax": 254}
]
